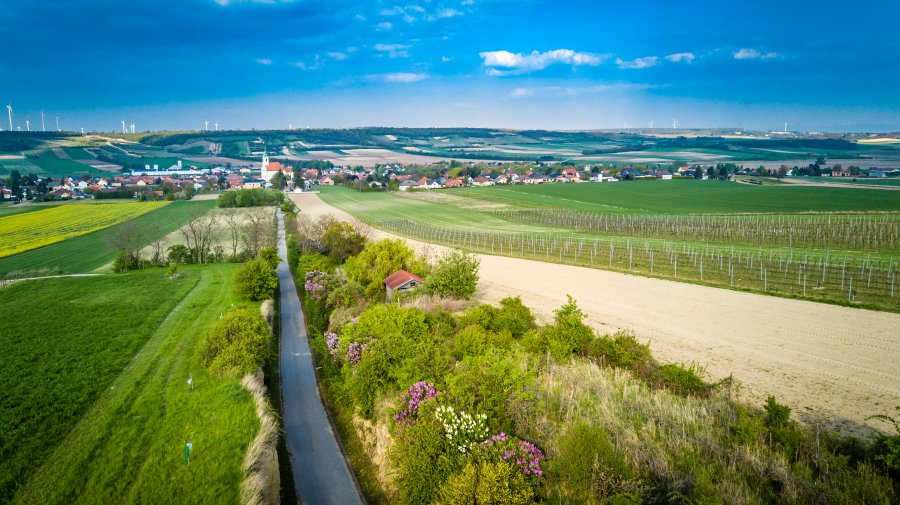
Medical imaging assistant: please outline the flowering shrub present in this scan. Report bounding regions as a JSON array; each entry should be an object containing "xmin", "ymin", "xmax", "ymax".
[
  {"xmin": 393, "ymin": 381, "xmax": 439, "ymax": 425},
  {"xmin": 346, "ymin": 341, "xmax": 367, "ymax": 365},
  {"xmin": 480, "ymin": 432, "xmax": 546, "ymax": 479},
  {"xmin": 304, "ymin": 271, "xmax": 328, "ymax": 300},
  {"xmin": 434, "ymin": 405, "xmax": 489, "ymax": 453},
  {"xmin": 325, "ymin": 331, "xmax": 339, "ymax": 360}
]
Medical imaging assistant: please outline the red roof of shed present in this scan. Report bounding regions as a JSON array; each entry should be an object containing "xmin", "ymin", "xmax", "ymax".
[{"xmin": 383, "ymin": 270, "xmax": 424, "ymax": 290}]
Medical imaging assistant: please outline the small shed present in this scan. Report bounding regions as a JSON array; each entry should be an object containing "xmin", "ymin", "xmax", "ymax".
[{"xmin": 384, "ymin": 270, "xmax": 425, "ymax": 299}]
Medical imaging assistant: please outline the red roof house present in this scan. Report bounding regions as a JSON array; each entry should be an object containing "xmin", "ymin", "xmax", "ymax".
[{"xmin": 383, "ymin": 270, "xmax": 425, "ymax": 299}]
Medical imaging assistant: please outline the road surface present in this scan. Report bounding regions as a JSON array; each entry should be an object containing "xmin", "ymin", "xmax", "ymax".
[{"xmin": 276, "ymin": 209, "xmax": 364, "ymax": 505}]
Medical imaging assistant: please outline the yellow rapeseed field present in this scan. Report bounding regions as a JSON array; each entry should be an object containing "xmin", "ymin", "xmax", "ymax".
[{"xmin": 0, "ymin": 202, "xmax": 169, "ymax": 258}]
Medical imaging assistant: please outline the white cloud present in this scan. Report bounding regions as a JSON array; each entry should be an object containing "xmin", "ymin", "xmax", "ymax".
[
  {"xmin": 354, "ymin": 13, "xmax": 367, "ymax": 21},
  {"xmin": 327, "ymin": 52, "xmax": 347, "ymax": 61},
  {"xmin": 508, "ymin": 83, "xmax": 655, "ymax": 98},
  {"xmin": 733, "ymin": 48, "xmax": 778, "ymax": 60},
  {"xmin": 509, "ymin": 87, "xmax": 534, "ymax": 98},
  {"xmin": 441, "ymin": 56, "xmax": 453, "ymax": 63},
  {"xmin": 374, "ymin": 43, "xmax": 411, "ymax": 58},
  {"xmin": 479, "ymin": 49, "xmax": 605, "ymax": 75},
  {"xmin": 666, "ymin": 52, "xmax": 695, "ymax": 63},
  {"xmin": 214, "ymin": 0, "xmax": 298, "ymax": 5},
  {"xmin": 615, "ymin": 56, "xmax": 660, "ymax": 69},
  {"xmin": 381, "ymin": 72, "xmax": 429, "ymax": 83},
  {"xmin": 255, "ymin": 58, "xmax": 272, "ymax": 65},
  {"xmin": 430, "ymin": 8, "xmax": 462, "ymax": 20},
  {"xmin": 293, "ymin": 54, "xmax": 321, "ymax": 70},
  {"xmin": 376, "ymin": 21, "xmax": 393, "ymax": 31}
]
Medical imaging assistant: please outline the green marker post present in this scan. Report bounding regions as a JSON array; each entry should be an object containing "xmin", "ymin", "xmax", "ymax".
[{"xmin": 184, "ymin": 442, "xmax": 192, "ymax": 464}]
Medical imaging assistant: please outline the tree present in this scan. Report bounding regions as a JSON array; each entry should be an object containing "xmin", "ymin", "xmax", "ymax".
[
  {"xmin": 201, "ymin": 306, "xmax": 271, "ymax": 376},
  {"xmin": 233, "ymin": 258, "xmax": 278, "ymax": 300},
  {"xmin": 321, "ymin": 222, "xmax": 367, "ymax": 262},
  {"xmin": 426, "ymin": 250, "xmax": 480, "ymax": 299},
  {"xmin": 108, "ymin": 220, "xmax": 146, "ymax": 272},
  {"xmin": 271, "ymin": 171, "xmax": 287, "ymax": 190},
  {"xmin": 344, "ymin": 238, "xmax": 420, "ymax": 298},
  {"xmin": 179, "ymin": 209, "xmax": 217, "ymax": 263},
  {"xmin": 243, "ymin": 209, "xmax": 275, "ymax": 258}
]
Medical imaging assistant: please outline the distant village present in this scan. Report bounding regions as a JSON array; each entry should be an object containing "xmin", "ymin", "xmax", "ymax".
[{"xmin": 1, "ymin": 150, "xmax": 896, "ymax": 202}]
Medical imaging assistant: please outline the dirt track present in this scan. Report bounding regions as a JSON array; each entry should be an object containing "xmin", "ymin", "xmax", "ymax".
[{"xmin": 290, "ymin": 192, "xmax": 900, "ymax": 436}]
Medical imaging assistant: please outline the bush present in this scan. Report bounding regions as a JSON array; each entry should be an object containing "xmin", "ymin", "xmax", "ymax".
[
  {"xmin": 167, "ymin": 244, "xmax": 192, "ymax": 264},
  {"xmin": 201, "ymin": 306, "xmax": 271, "ymax": 376},
  {"xmin": 321, "ymin": 222, "xmax": 367, "ymax": 262},
  {"xmin": 458, "ymin": 297, "xmax": 535, "ymax": 338},
  {"xmin": 580, "ymin": 331, "xmax": 657, "ymax": 378},
  {"xmin": 526, "ymin": 296, "xmax": 593, "ymax": 361},
  {"xmin": 393, "ymin": 403, "xmax": 462, "ymax": 504},
  {"xmin": 547, "ymin": 423, "xmax": 639, "ymax": 502},
  {"xmin": 217, "ymin": 188, "xmax": 284, "ymax": 208},
  {"xmin": 234, "ymin": 258, "xmax": 278, "ymax": 301},
  {"xmin": 437, "ymin": 462, "xmax": 534, "ymax": 505},
  {"xmin": 259, "ymin": 246, "xmax": 279, "ymax": 269},
  {"xmin": 651, "ymin": 363, "xmax": 710, "ymax": 397},
  {"xmin": 426, "ymin": 250, "xmax": 480, "ymax": 300}
]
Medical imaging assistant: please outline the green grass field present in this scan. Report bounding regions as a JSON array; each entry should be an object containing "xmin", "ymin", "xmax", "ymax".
[
  {"xmin": 1, "ymin": 265, "xmax": 260, "ymax": 504},
  {"xmin": 27, "ymin": 149, "xmax": 100, "ymax": 176},
  {"xmin": 0, "ymin": 203, "xmax": 56, "ymax": 217},
  {"xmin": 458, "ymin": 179, "xmax": 900, "ymax": 214},
  {"xmin": 0, "ymin": 200, "xmax": 216, "ymax": 276},
  {"xmin": 0, "ymin": 157, "xmax": 40, "ymax": 176}
]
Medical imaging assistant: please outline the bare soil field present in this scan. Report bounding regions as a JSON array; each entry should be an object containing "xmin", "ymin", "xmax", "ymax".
[{"xmin": 291, "ymin": 192, "xmax": 900, "ymax": 437}]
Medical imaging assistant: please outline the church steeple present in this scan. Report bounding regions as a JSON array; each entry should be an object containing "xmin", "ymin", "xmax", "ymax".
[{"xmin": 262, "ymin": 150, "xmax": 269, "ymax": 171}]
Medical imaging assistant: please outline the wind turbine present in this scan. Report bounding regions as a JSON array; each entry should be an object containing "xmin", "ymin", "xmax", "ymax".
[
  {"xmin": 55, "ymin": 114, "xmax": 60, "ymax": 132},
  {"xmin": 25, "ymin": 120, "xmax": 30, "ymax": 132},
  {"xmin": 204, "ymin": 120, "xmax": 209, "ymax": 131},
  {"xmin": 130, "ymin": 122, "xmax": 135, "ymax": 134},
  {"xmin": 41, "ymin": 111, "xmax": 46, "ymax": 132},
  {"xmin": 121, "ymin": 120, "xmax": 126, "ymax": 134},
  {"xmin": 6, "ymin": 104, "xmax": 12, "ymax": 131},
  {"xmin": 784, "ymin": 121, "xmax": 787, "ymax": 133},
  {"xmin": 214, "ymin": 121, "xmax": 218, "ymax": 131},
  {"xmin": 80, "ymin": 127, "xmax": 85, "ymax": 134},
  {"xmin": 672, "ymin": 119, "xmax": 678, "ymax": 129},
  {"xmin": 650, "ymin": 120, "xmax": 654, "ymax": 129}
]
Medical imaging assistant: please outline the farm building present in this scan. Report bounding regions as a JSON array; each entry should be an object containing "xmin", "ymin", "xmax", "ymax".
[{"xmin": 384, "ymin": 270, "xmax": 425, "ymax": 299}]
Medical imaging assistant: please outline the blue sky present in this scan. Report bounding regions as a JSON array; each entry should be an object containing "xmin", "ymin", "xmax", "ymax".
[{"xmin": 1, "ymin": 0, "xmax": 898, "ymax": 132}]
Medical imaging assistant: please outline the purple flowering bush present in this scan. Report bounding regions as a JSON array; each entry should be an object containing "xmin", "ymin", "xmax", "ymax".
[
  {"xmin": 480, "ymin": 432, "xmax": 546, "ymax": 480},
  {"xmin": 325, "ymin": 331, "xmax": 340, "ymax": 360},
  {"xmin": 346, "ymin": 341, "xmax": 367, "ymax": 365},
  {"xmin": 393, "ymin": 381, "xmax": 439, "ymax": 425},
  {"xmin": 304, "ymin": 271, "xmax": 328, "ymax": 300}
]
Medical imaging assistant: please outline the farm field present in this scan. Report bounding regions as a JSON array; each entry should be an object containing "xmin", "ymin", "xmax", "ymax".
[
  {"xmin": 0, "ymin": 266, "xmax": 261, "ymax": 504},
  {"xmin": 319, "ymin": 186, "xmax": 900, "ymax": 310},
  {"xmin": 0, "ymin": 200, "xmax": 215, "ymax": 276},
  {"xmin": 0, "ymin": 157, "xmax": 40, "ymax": 175},
  {"xmin": 0, "ymin": 201, "xmax": 169, "ymax": 258},
  {"xmin": 293, "ymin": 192, "xmax": 900, "ymax": 438},
  {"xmin": 26, "ymin": 149, "xmax": 100, "ymax": 176},
  {"xmin": 458, "ymin": 179, "xmax": 900, "ymax": 214}
]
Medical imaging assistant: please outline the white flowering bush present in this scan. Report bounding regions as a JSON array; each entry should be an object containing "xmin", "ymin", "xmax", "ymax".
[{"xmin": 434, "ymin": 405, "xmax": 489, "ymax": 453}]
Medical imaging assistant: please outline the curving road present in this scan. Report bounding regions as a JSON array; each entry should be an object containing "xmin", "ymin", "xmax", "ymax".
[{"xmin": 276, "ymin": 209, "xmax": 364, "ymax": 505}]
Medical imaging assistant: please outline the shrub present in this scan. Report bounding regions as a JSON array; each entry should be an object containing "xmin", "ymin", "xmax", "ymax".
[
  {"xmin": 321, "ymin": 222, "xmax": 367, "ymax": 262},
  {"xmin": 527, "ymin": 296, "xmax": 593, "ymax": 361},
  {"xmin": 443, "ymin": 349, "xmax": 536, "ymax": 432},
  {"xmin": 449, "ymin": 325, "xmax": 512, "ymax": 360},
  {"xmin": 764, "ymin": 395, "xmax": 791, "ymax": 429},
  {"xmin": 651, "ymin": 363, "xmax": 710, "ymax": 397},
  {"xmin": 393, "ymin": 404, "xmax": 461, "ymax": 504},
  {"xmin": 457, "ymin": 297, "xmax": 535, "ymax": 338},
  {"xmin": 234, "ymin": 258, "xmax": 278, "ymax": 301},
  {"xmin": 581, "ymin": 331, "xmax": 658, "ymax": 378},
  {"xmin": 167, "ymin": 244, "xmax": 192, "ymax": 264},
  {"xmin": 426, "ymin": 250, "xmax": 480, "ymax": 300},
  {"xmin": 437, "ymin": 461, "xmax": 534, "ymax": 505},
  {"xmin": 547, "ymin": 423, "xmax": 642, "ymax": 502},
  {"xmin": 201, "ymin": 306, "xmax": 271, "ymax": 376},
  {"xmin": 259, "ymin": 246, "xmax": 279, "ymax": 269}
]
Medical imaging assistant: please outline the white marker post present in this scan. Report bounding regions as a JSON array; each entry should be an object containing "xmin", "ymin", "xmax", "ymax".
[
  {"xmin": 185, "ymin": 442, "xmax": 193, "ymax": 464},
  {"xmin": 188, "ymin": 373, "xmax": 193, "ymax": 391}
]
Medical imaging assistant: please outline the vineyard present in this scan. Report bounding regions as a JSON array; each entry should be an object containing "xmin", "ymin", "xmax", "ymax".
[
  {"xmin": 494, "ymin": 209, "xmax": 900, "ymax": 252},
  {"xmin": 0, "ymin": 202, "xmax": 168, "ymax": 258},
  {"xmin": 378, "ymin": 219, "xmax": 899, "ymax": 310}
]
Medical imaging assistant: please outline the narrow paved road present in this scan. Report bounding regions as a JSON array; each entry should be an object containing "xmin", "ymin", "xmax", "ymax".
[{"xmin": 276, "ymin": 210, "xmax": 364, "ymax": 505}]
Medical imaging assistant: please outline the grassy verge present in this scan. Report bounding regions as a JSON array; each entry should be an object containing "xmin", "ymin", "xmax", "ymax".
[
  {"xmin": 0, "ymin": 200, "xmax": 215, "ymax": 276},
  {"xmin": 8, "ymin": 265, "xmax": 260, "ymax": 504}
]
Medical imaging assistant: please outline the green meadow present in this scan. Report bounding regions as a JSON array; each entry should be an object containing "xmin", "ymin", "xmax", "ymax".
[{"xmin": 1, "ymin": 266, "xmax": 260, "ymax": 504}]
